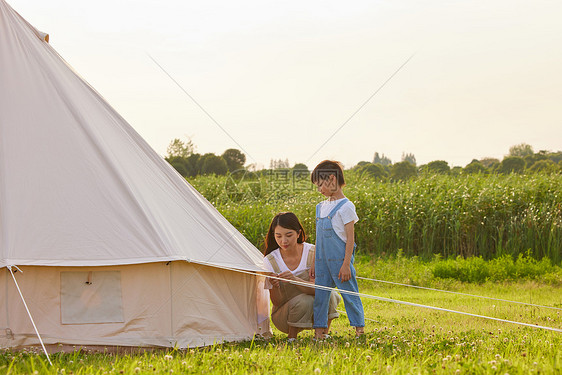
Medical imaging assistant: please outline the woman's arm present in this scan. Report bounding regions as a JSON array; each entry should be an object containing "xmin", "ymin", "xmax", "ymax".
[{"xmin": 268, "ymin": 276, "xmax": 285, "ymax": 306}]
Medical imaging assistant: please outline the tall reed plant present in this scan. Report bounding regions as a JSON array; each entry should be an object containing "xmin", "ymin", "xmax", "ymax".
[{"xmin": 188, "ymin": 172, "xmax": 562, "ymax": 263}]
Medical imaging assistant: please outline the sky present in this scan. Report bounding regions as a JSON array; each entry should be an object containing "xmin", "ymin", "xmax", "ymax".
[{"xmin": 9, "ymin": 0, "xmax": 562, "ymax": 169}]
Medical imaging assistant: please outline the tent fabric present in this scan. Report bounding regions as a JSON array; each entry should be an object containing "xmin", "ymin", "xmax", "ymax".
[
  {"xmin": 0, "ymin": 0, "xmax": 271, "ymax": 349},
  {"xmin": 0, "ymin": 263, "xmax": 263, "ymax": 348},
  {"xmin": 0, "ymin": 0, "xmax": 265, "ymax": 272}
]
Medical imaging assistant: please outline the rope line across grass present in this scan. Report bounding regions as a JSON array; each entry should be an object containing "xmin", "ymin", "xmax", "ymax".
[{"xmin": 356, "ymin": 276, "xmax": 562, "ymax": 311}]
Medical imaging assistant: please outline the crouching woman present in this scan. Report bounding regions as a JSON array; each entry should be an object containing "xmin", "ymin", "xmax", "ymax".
[{"xmin": 263, "ymin": 212, "xmax": 340, "ymax": 339}]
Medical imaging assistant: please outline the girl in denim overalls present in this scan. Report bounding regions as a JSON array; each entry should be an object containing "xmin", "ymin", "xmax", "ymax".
[{"xmin": 310, "ymin": 160, "xmax": 365, "ymax": 339}]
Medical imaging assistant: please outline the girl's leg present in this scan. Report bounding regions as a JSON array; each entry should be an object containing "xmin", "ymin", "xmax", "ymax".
[
  {"xmin": 313, "ymin": 261, "xmax": 334, "ymax": 334},
  {"xmin": 329, "ymin": 261, "xmax": 365, "ymax": 328},
  {"xmin": 314, "ymin": 318, "xmax": 333, "ymax": 338},
  {"xmin": 314, "ymin": 327, "xmax": 325, "ymax": 339},
  {"xmin": 355, "ymin": 326, "xmax": 364, "ymax": 336},
  {"xmin": 326, "ymin": 291, "xmax": 341, "ymax": 336}
]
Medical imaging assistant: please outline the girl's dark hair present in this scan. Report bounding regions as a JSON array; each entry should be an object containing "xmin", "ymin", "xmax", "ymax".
[
  {"xmin": 310, "ymin": 160, "xmax": 345, "ymax": 186},
  {"xmin": 264, "ymin": 212, "xmax": 306, "ymax": 255}
]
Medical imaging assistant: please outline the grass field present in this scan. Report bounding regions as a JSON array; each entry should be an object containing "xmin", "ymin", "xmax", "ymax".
[{"xmin": 2, "ymin": 257, "xmax": 561, "ymax": 374}]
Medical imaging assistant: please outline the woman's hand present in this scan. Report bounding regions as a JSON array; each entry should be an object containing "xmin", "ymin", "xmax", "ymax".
[
  {"xmin": 309, "ymin": 262, "xmax": 315, "ymax": 279},
  {"xmin": 269, "ymin": 271, "xmax": 296, "ymax": 288},
  {"xmin": 268, "ymin": 272, "xmax": 280, "ymax": 288},
  {"xmin": 278, "ymin": 270, "xmax": 296, "ymax": 281},
  {"xmin": 278, "ymin": 270, "xmax": 316, "ymax": 296}
]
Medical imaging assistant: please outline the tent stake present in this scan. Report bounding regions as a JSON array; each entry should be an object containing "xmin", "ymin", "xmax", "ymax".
[{"xmin": 7, "ymin": 266, "xmax": 53, "ymax": 366}]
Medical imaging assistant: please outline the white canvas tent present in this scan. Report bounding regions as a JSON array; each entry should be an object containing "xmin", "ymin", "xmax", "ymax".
[{"xmin": 0, "ymin": 0, "xmax": 270, "ymax": 349}]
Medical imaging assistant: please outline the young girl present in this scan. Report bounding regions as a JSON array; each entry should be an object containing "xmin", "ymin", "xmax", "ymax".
[
  {"xmin": 263, "ymin": 212, "xmax": 341, "ymax": 340},
  {"xmin": 310, "ymin": 160, "xmax": 365, "ymax": 339}
]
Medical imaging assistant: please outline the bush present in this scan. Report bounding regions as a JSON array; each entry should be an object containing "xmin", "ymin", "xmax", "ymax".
[{"xmin": 432, "ymin": 254, "xmax": 557, "ymax": 283}]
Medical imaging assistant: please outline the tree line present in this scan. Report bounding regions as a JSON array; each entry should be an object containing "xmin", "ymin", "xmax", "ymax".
[
  {"xmin": 165, "ymin": 138, "xmax": 561, "ymax": 180},
  {"xmin": 165, "ymin": 138, "xmax": 311, "ymax": 178},
  {"xmin": 165, "ymin": 138, "xmax": 246, "ymax": 177},
  {"xmin": 354, "ymin": 143, "xmax": 562, "ymax": 181}
]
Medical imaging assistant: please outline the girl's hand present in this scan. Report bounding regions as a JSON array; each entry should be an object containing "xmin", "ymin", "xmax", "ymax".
[
  {"xmin": 309, "ymin": 263, "xmax": 315, "ymax": 279},
  {"xmin": 338, "ymin": 264, "xmax": 351, "ymax": 282}
]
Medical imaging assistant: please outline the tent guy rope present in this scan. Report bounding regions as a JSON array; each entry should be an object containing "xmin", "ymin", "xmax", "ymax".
[
  {"xmin": 184, "ymin": 258, "xmax": 562, "ymax": 334},
  {"xmin": 7, "ymin": 266, "xmax": 53, "ymax": 365},
  {"xmin": 356, "ymin": 275, "xmax": 562, "ymax": 311}
]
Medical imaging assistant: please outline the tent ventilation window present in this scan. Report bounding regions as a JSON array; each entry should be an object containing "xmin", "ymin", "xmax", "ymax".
[{"xmin": 61, "ymin": 271, "xmax": 124, "ymax": 324}]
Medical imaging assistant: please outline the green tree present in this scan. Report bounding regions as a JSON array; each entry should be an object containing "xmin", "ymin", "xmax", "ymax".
[
  {"xmin": 479, "ymin": 157, "xmax": 500, "ymax": 168},
  {"xmin": 356, "ymin": 163, "xmax": 388, "ymax": 180},
  {"xmin": 391, "ymin": 161, "xmax": 417, "ymax": 181},
  {"xmin": 185, "ymin": 153, "xmax": 201, "ymax": 176},
  {"xmin": 293, "ymin": 163, "xmax": 309, "ymax": 172},
  {"xmin": 166, "ymin": 153, "xmax": 201, "ymax": 177},
  {"xmin": 199, "ymin": 153, "xmax": 228, "ymax": 175},
  {"xmin": 167, "ymin": 156, "xmax": 190, "ymax": 177},
  {"xmin": 222, "ymin": 149, "xmax": 246, "ymax": 172},
  {"xmin": 166, "ymin": 138, "xmax": 194, "ymax": 158},
  {"xmin": 498, "ymin": 156, "xmax": 525, "ymax": 174},
  {"xmin": 523, "ymin": 153, "xmax": 547, "ymax": 169},
  {"xmin": 508, "ymin": 143, "xmax": 534, "ymax": 158},
  {"xmin": 529, "ymin": 159, "xmax": 556, "ymax": 173},
  {"xmin": 548, "ymin": 151, "xmax": 562, "ymax": 164},
  {"xmin": 463, "ymin": 160, "xmax": 488, "ymax": 175},
  {"xmin": 450, "ymin": 166, "xmax": 462, "ymax": 176},
  {"xmin": 425, "ymin": 160, "xmax": 450, "ymax": 174}
]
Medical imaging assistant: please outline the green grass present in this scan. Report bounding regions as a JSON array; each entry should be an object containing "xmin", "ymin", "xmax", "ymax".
[{"xmin": 2, "ymin": 257, "xmax": 561, "ymax": 374}]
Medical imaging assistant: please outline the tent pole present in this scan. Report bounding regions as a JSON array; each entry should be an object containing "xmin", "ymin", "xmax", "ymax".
[{"xmin": 7, "ymin": 266, "xmax": 53, "ymax": 366}]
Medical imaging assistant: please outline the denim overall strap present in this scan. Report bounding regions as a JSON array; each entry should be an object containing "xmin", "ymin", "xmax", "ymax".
[{"xmin": 326, "ymin": 198, "xmax": 349, "ymax": 219}]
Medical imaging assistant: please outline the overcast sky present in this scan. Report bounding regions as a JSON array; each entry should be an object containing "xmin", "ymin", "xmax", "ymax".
[{"xmin": 10, "ymin": 0, "xmax": 562, "ymax": 169}]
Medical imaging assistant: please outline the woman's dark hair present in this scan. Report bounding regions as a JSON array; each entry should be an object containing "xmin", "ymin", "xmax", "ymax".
[
  {"xmin": 310, "ymin": 160, "xmax": 345, "ymax": 186},
  {"xmin": 264, "ymin": 212, "xmax": 306, "ymax": 255}
]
